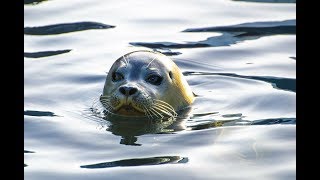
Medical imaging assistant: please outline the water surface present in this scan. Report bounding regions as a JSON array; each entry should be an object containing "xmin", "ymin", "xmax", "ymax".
[{"xmin": 24, "ymin": 0, "xmax": 296, "ymax": 179}]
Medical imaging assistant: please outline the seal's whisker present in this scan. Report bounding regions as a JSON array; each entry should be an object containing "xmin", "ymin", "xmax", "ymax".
[
  {"xmin": 92, "ymin": 97, "xmax": 104, "ymax": 108},
  {"xmin": 103, "ymin": 106, "xmax": 113, "ymax": 116},
  {"xmin": 100, "ymin": 98, "xmax": 110, "ymax": 100},
  {"xmin": 100, "ymin": 99, "xmax": 111, "ymax": 103},
  {"xmin": 142, "ymin": 105, "xmax": 149, "ymax": 117},
  {"xmin": 149, "ymin": 108, "xmax": 159, "ymax": 119},
  {"xmin": 143, "ymin": 108, "xmax": 152, "ymax": 118},
  {"xmin": 100, "ymin": 100, "xmax": 111, "ymax": 106},
  {"xmin": 99, "ymin": 99, "xmax": 114, "ymax": 114},
  {"xmin": 148, "ymin": 108, "xmax": 159, "ymax": 118},
  {"xmin": 153, "ymin": 105, "xmax": 173, "ymax": 117},
  {"xmin": 154, "ymin": 99, "xmax": 176, "ymax": 111},
  {"xmin": 122, "ymin": 55, "xmax": 129, "ymax": 66},
  {"xmin": 146, "ymin": 56, "xmax": 157, "ymax": 68},
  {"xmin": 150, "ymin": 107, "xmax": 164, "ymax": 119},
  {"xmin": 154, "ymin": 103, "xmax": 177, "ymax": 116},
  {"xmin": 144, "ymin": 108, "xmax": 153, "ymax": 120},
  {"xmin": 100, "ymin": 98, "xmax": 111, "ymax": 102},
  {"xmin": 100, "ymin": 96, "xmax": 111, "ymax": 100},
  {"xmin": 143, "ymin": 108, "xmax": 149, "ymax": 118},
  {"xmin": 104, "ymin": 104, "xmax": 113, "ymax": 111},
  {"xmin": 143, "ymin": 105, "xmax": 153, "ymax": 119},
  {"xmin": 154, "ymin": 102, "xmax": 177, "ymax": 116},
  {"xmin": 147, "ymin": 109, "xmax": 155, "ymax": 118},
  {"xmin": 100, "ymin": 97, "xmax": 111, "ymax": 100}
]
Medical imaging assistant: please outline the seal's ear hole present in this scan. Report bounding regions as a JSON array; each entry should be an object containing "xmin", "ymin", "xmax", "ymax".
[{"xmin": 169, "ymin": 71, "xmax": 173, "ymax": 79}]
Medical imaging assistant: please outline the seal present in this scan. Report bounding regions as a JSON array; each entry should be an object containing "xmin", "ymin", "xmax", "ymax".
[{"xmin": 100, "ymin": 50, "xmax": 194, "ymax": 118}]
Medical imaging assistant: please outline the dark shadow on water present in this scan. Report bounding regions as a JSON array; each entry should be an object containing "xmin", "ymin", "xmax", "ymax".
[
  {"xmin": 87, "ymin": 106, "xmax": 192, "ymax": 146},
  {"xmin": 183, "ymin": 19, "xmax": 295, "ymax": 34},
  {"xmin": 24, "ymin": 0, "xmax": 48, "ymax": 5},
  {"xmin": 24, "ymin": 150, "xmax": 35, "ymax": 168},
  {"xmin": 105, "ymin": 117, "xmax": 177, "ymax": 146},
  {"xmin": 188, "ymin": 120, "xmax": 231, "ymax": 130},
  {"xmin": 155, "ymin": 50, "xmax": 182, "ymax": 56},
  {"xmin": 130, "ymin": 42, "xmax": 210, "ymax": 49},
  {"xmin": 24, "ymin": 22, "xmax": 115, "ymax": 35},
  {"xmin": 232, "ymin": 0, "xmax": 295, "ymax": 3},
  {"xmin": 130, "ymin": 20, "xmax": 295, "ymax": 49},
  {"xmin": 102, "ymin": 108, "xmax": 191, "ymax": 146},
  {"xmin": 183, "ymin": 19, "xmax": 295, "ymax": 47},
  {"xmin": 184, "ymin": 71, "xmax": 296, "ymax": 92},
  {"xmin": 24, "ymin": 49, "xmax": 71, "ymax": 58},
  {"xmin": 88, "ymin": 97, "xmax": 294, "ymax": 146},
  {"xmin": 80, "ymin": 156, "xmax": 188, "ymax": 169},
  {"xmin": 24, "ymin": 110, "xmax": 58, "ymax": 117},
  {"xmin": 24, "ymin": 150, "xmax": 35, "ymax": 153},
  {"xmin": 251, "ymin": 118, "xmax": 296, "ymax": 125},
  {"xmin": 187, "ymin": 112, "xmax": 245, "ymax": 130}
]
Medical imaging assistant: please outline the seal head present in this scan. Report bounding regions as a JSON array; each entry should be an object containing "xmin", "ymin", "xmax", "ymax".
[{"xmin": 100, "ymin": 50, "xmax": 194, "ymax": 118}]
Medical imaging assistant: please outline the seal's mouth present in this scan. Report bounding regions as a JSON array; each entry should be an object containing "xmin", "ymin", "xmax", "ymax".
[{"xmin": 116, "ymin": 105, "xmax": 145, "ymax": 116}]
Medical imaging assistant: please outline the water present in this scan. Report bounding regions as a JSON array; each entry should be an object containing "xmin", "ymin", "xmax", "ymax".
[{"xmin": 24, "ymin": 0, "xmax": 296, "ymax": 179}]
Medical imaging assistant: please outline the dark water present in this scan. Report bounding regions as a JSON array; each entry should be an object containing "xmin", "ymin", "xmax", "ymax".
[{"xmin": 24, "ymin": 0, "xmax": 295, "ymax": 179}]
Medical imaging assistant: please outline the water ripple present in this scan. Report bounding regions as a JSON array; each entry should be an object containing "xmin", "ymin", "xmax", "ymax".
[
  {"xmin": 183, "ymin": 19, "xmax": 295, "ymax": 35},
  {"xmin": 251, "ymin": 118, "xmax": 296, "ymax": 125},
  {"xmin": 24, "ymin": 110, "xmax": 58, "ymax": 117},
  {"xmin": 130, "ymin": 41, "xmax": 210, "ymax": 49},
  {"xmin": 130, "ymin": 20, "xmax": 295, "ymax": 49},
  {"xmin": 184, "ymin": 71, "xmax": 296, "ymax": 92},
  {"xmin": 24, "ymin": 49, "xmax": 71, "ymax": 58},
  {"xmin": 24, "ymin": 150, "xmax": 35, "ymax": 153},
  {"xmin": 24, "ymin": 0, "xmax": 48, "ymax": 5},
  {"xmin": 80, "ymin": 156, "xmax": 188, "ymax": 169},
  {"xmin": 24, "ymin": 22, "xmax": 115, "ymax": 35}
]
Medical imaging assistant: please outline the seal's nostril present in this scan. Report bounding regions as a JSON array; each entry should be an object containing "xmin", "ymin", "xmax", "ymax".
[
  {"xmin": 119, "ymin": 86, "xmax": 138, "ymax": 96},
  {"xmin": 129, "ymin": 88, "xmax": 137, "ymax": 95},
  {"xmin": 119, "ymin": 87, "xmax": 126, "ymax": 95}
]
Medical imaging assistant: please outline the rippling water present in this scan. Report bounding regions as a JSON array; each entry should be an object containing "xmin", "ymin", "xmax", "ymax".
[{"xmin": 24, "ymin": 0, "xmax": 296, "ymax": 179}]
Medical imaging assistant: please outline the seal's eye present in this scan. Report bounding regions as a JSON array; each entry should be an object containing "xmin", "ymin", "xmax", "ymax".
[
  {"xmin": 112, "ymin": 72, "xmax": 124, "ymax": 82},
  {"xmin": 146, "ymin": 75, "xmax": 163, "ymax": 85},
  {"xmin": 169, "ymin": 71, "xmax": 173, "ymax": 79}
]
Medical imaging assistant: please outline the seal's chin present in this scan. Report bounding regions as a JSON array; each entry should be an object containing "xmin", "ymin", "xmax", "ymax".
[{"xmin": 116, "ymin": 105, "xmax": 145, "ymax": 116}]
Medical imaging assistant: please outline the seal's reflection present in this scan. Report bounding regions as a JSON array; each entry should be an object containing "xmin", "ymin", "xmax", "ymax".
[{"xmin": 102, "ymin": 107, "xmax": 191, "ymax": 146}]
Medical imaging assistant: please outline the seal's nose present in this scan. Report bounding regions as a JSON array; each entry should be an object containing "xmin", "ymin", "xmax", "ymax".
[{"xmin": 119, "ymin": 86, "xmax": 138, "ymax": 96}]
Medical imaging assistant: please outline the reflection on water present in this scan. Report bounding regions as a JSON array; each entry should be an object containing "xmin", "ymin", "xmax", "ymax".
[
  {"xmin": 24, "ymin": 150, "xmax": 35, "ymax": 153},
  {"xmin": 24, "ymin": 110, "xmax": 58, "ymax": 117},
  {"xmin": 24, "ymin": 22, "xmax": 115, "ymax": 35},
  {"xmin": 89, "ymin": 106, "xmax": 192, "ymax": 146},
  {"xmin": 81, "ymin": 156, "xmax": 188, "ymax": 169},
  {"xmin": 251, "ymin": 117, "xmax": 295, "ymax": 125},
  {"xmin": 183, "ymin": 19, "xmax": 295, "ymax": 36},
  {"xmin": 131, "ymin": 20, "xmax": 295, "ymax": 50},
  {"xmin": 24, "ymin": 0, "xmax": 48, "ymax": 5},
  {"xmin": 24, "ymin": 150, "xmax": 35, "ymax": 168},
  {"xmin": 184, "ymin": 71, "xmax": 296, "ymax": 92},
  {"xmin": 105, "ymin": 117, "xmax": 178, "ymax": 146},
  {"xmin": 88, "ymin": 103, "xmax": 257, "ymax": 145},
  {"xmin": 130, "ymin": 41, "xmax": 210, "ymax": 49},
  {"xmin": 24, "ymin": 49, "xmax": 72, "ymax": 58}
]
